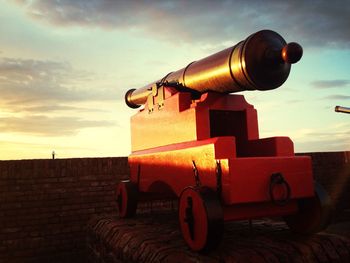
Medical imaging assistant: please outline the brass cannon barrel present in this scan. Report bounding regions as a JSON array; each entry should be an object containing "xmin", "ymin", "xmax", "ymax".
[
  {"xmin": 335, "ymin": 106, "xmax": 350, "ymax": 114},
  {"xmin": 125, "ymin": 30, "xmax": 303, "ymax": 108}
]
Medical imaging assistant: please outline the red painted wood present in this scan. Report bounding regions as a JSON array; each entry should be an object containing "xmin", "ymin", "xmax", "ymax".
[{"xmin": 128, "ymin": 89, "xmax": 314, "ymax": 220}]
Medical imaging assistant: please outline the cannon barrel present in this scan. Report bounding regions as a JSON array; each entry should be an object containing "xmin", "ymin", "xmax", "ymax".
[
  {"xmin": 125, "ymin": 30, "xmax": 303, "ymax": 108},
  {"xmin": 335, "ymin": 106, "xmax": 350, "ymax": 114}
]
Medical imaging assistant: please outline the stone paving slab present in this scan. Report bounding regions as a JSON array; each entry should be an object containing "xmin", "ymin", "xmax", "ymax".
[{"xmin": 87, "ymin": 212, "xmax": 350, "ymax": 263}]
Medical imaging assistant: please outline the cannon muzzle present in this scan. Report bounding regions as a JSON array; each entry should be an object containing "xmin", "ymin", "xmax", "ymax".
[
  {"xmin": 125, "ymin": 30, "xmax": 303, "ymax": 108},
  {"xmin": 335, "ymin": 106, "xmax": 350, "ymax": 114}
]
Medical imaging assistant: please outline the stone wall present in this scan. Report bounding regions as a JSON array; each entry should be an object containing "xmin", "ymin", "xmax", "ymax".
[
  {"xmin": 0, "ymin": 157, "xmax": 128, "ymax": 263},
  {"xmin": 298, "ymin": 152, "xmax": 350, "ymax": 211},
  {"xmin": 0, "ymin": 152, "xmax": 349, "ymax": 262}
]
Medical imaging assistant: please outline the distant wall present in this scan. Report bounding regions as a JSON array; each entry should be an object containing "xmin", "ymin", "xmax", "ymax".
[
  {"xmin": 298, "ymin": 152, "xmax": 350, "ymax": 211},
  {"xmin": 0, "ymin": 152, "xmax": 349, "ymax": 262}
]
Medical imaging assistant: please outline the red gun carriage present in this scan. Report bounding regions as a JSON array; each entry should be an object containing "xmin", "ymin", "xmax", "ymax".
[{"xmin": 117, "ymin": 30, "xmax": 332, "ymax": 251}]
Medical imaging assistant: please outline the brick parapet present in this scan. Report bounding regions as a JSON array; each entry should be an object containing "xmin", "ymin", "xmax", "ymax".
[
  {"xmin": 297, "ymin": 152, "xmax": 350, "ymax": 211},
  {"xmin": 0, "ymin": 157, "xmax": 128, "ymax": 263},
  {"xmin": 0, "ymin": 152, "xmax": 349, "ymax": 262}
]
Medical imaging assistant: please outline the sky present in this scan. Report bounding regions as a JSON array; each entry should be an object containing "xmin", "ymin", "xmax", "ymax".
[{"xmin": 0, "ymin": 0, "xmax": 349, "ymax": 160}]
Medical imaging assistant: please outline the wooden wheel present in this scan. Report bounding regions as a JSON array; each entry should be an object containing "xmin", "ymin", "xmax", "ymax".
[
  {"xmin": 178, "ymin": 186, "xmax": 224, "ymax": 252},
  {"xmin": 284, "ymin": 181, "xmax": 332, "ymax": 234},
  {"xmin": 116, "ymin": 180, "xmax": 138, "ymax": 218}
]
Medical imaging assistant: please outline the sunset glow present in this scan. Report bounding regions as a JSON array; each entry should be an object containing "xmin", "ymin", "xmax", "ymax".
[{"xmin": 1, "ymin": 0, "xmax": 349, "ymax": 160}]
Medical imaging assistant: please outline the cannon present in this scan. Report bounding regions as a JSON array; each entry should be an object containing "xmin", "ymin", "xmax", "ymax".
[
  {"xmin": 118, "ymin": 30, "xmax": 332, "ymax": 251},
  {"xmin": 335, "ymin": 106, "xmax": 350, "ymax": 114}
]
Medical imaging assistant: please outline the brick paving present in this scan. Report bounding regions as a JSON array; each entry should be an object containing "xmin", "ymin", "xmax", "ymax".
[{"xmin": 87, "ymin": 211, "xmax": 350, "ymax": 263}]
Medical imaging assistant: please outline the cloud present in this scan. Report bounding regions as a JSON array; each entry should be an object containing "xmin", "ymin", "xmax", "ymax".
[
  {"xmin": 0, "ymin": 115, "xmax": 114, "ymax": 136},
  {"xmin": 324, "ymin": 95, "xmax": 350, "ymax": 100},
  {"xmin": 311, "ymin": 80, "xmax": 350, "ymax": 89},
  {"xmin": 297, "ymin": 137, "xmax": 350, "ymax": 152},
  {"xmin": 12, "ymin": 0, "xmax": 350, "ymax": 48},
  {"xmin": 290, "ymin": 124, "xmax": 350, "ymax": 152},
  {"xmin": 286, "ymin": 99, "xmax": 302, "ymax": 104},
  {"xmin": 0, "ymin": 57, "xmax": 117, "ymax": 106},
  {"xmin": 0, "ymin": 56, "xmax": 120, "ymax": 137},
  {"xmin": 3, "ymin": 104, "xmax": 107, "ymax": 113}
]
